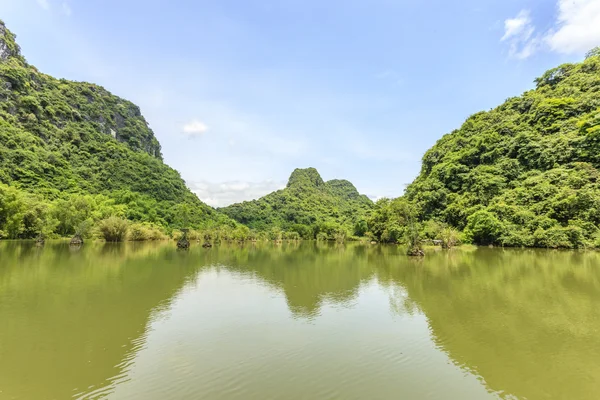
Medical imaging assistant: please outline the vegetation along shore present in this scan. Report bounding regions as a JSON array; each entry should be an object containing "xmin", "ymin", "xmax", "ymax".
[{"xmin": 2, "ymin": 20, "xmax": 600, "ymax": 250}]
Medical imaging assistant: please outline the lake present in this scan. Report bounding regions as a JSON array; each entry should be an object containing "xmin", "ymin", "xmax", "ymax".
[{"xmin": 1, "ymin": 241, "xmax": 599, "ymax": 399}]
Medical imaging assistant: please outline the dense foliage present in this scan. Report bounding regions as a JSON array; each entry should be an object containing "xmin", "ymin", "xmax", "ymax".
[
  {"xmin": 403, "ymin": 49, "xmax": 600, "ymax": 248},
  {"xmin": 4, "ymin": 18, "xmax": 600, "ymax": 249},
  {"xmin": 0, "ymin": 21, "xmax": 230, "ymax": 236},
  {"xmin": 220, "ymin": 168, "xmax": 373, "ymax": 239}
]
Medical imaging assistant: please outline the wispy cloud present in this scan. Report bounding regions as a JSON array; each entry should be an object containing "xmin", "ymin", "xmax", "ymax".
[
  {"xmin": 502, "ymin": 1, "xmax": 600, "ymax": 59},
  {"xmin": 62, "ymin": 2, "xmax": 72, "ymax": 16},
  {"xmin": 36, "ymin": 0, "xmax": 50, "ymax": 10},
  {"xmin": 501, "ymin": 10, "xmax": 539, "ymax": 59},
  {"xmin": 187, "ymin": 179, "xmax": 285, "ymax": 207},
  {"xmin": 182, "ymin": 120, "xmax": 209, "ymax": 138},
  {"xmin": 501, "ymin": 10, "xmax": 534, "ymax": 42}
]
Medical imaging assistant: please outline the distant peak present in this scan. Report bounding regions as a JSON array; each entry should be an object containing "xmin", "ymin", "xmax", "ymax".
[
  {"xmin": 326, "ymin": 179, "xmax": 362, "ymax": 199},
  {"xmin": 286, "ymin": 168, "xmax": 324, "ymax": 188},
  {"xmin": 327, "ymin": 179, "xmax": 358, "ymax": 192}
]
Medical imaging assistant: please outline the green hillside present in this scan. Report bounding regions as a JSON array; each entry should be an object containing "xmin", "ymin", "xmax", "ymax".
[
  {"xmin": 403, "ymin": 49, "xmax": 600, "ymax": 248},
  {"xmin": 4, "ymin": 16, "xmax": 600, "ymax": 248},
  {"xmin": 220, "ymin": 168, "xmax": 373, "ymax": 239},
  {"xmin": 0, "ymin": 21, "xmax": 229, "ymax": 239}
]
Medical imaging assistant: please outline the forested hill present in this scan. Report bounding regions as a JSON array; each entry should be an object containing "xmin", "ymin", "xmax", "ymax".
[
  {"xmin": 220, "ymin": 168, "xmax": 373, "ymax": 239},
  {"xmin": 0, "ymin": 20, "xmax": 231, "ymax": 233},
  {"xmin": 404, "ymin": 48, "xmax": 600, "ymax": 248}
]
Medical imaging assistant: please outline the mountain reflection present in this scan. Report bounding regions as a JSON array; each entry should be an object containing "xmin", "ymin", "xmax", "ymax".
[
  {"xmin": 0, "ymin": 242, "xmax": 200, "ymax": 400},
  {"xmin": 2, "ymin": 242, "xmax": 600, "ymax": 399}
]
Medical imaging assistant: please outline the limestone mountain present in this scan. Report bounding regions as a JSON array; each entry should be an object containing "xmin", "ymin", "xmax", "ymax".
[
  {"xmin": 220, "ymin": 168, "xmax": 373, "ymax": 237},
  {"xmin": 404, "ymin": 48, "xmax": 600, "ymax": 247},
  {"xmin": 0, "ymin": 20, "xmax": 224, "ymax": 228}
]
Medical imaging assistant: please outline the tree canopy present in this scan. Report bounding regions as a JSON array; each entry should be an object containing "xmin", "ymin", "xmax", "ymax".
[
  {"xmin": 404, "ymin": 51, "xmax": 600, "ymax": 248},
  {"xmin": 220, "ymin": 168, "xmax": 373, "ymax": 239}
]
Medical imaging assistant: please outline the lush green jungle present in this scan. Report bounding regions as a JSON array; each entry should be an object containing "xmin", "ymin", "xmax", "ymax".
[
  {"xmin": 2, "ymin": 19, "xmax": 600, "ymax": 249},
  {"xmin": 219, "ymin": 168, "xmax": 373, "ymax": 241}
]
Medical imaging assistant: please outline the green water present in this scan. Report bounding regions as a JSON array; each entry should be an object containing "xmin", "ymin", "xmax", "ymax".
[{"xmin": 1, "ymin": 242, "xmax": 600, "ymax": 399}]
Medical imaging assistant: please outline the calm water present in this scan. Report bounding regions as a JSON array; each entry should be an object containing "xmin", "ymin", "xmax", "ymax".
[{"xmin": 1, "ymin": 242, "xmax": 600, "ymax": 400}]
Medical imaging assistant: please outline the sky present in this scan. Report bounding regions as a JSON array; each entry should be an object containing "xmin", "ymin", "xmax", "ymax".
[{"xmin": 1, "ymin": 0, "xmax": 600, "ymax": 206}]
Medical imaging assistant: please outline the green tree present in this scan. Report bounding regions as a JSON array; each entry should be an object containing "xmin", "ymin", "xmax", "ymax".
[{"xmin": 465, "ymin": 211, "xmax": 505, "ymax": 246}]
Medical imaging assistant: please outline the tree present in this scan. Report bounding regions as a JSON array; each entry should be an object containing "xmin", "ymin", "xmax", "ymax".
[
  {"xmin": 465, "ymin": 211, "xmax": 505, "ymax": 246},
  {"xmin": 586, "ymin": 47, "xmax": 600, "ymax": 59}
]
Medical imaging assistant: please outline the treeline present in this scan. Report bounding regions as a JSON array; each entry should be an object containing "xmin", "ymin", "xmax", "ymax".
[
  {"xmin": 365, "ymin": 196, "xmax": 600, "ymax": 249},
  {"xmin": 0, "ymin": 183, "xmax": 333, "ymax": 243},
  {"xmin": 0, "ymin": 183, "xmax": 230, "ymax": 241}
]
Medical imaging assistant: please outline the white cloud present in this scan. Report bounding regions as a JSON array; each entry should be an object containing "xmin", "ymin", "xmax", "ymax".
[
  {"xmin": 36, "ymin": 0, "xmax": 50, "ymax": 10},
  {"xmin": 62, "ymin": 2, "xmax": 72, "ymax": 16},
  {"xmin": 546, "ymin": 0, "xmax": 600, "ymax": 54},
  {"xmin": 502, "ymin": 10, "xmax": 534, "ymax": 41},
  {"xmin": 182, "ymin": 120, "xmax": 209, "ymax": 138},
  {"xmin": 187, "ymin": 180, "xmax": 285, "ymax": 207},
  {"xmin": 501, "ymin": 10, "xmax": 539, "ymax": 59},
  {"xmin": 502, "ymin": 1, "xmax": 600, "ymax": 58}
]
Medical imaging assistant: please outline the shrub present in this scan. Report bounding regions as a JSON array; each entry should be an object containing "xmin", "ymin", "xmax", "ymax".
[
  {"xmin": 129, "ymin": 223, "xmax": 150, "ymax": 241},
  {"xmin": 146, "ymin": 225, "xmax": 167, "ymax": 240},
  {"xmin": 75, "ymin": 219, "xmax": 93, "ymax": 238},
  {"xmin": 334, "ymin": 229, "xmax": 347, "ymax": 243},
  {"xmin": 187, "ymin": 229, "xmax": 202, "ymax": 241},
  {"xmin": 594, "ymin": 231, "xmax": 600, "ymax": 248},
  {"xmin": 464, "ymin": 210, "xmax": 505, "ymax": 245},
  {"xmin": 285, "ymin": 231, "xmax": 301, "ymax": 241},
  {"xmin": 233, "ymin": 225, "xmax": 251, "ymax": 241},
  {"xmin": 97, "ymin": 216, "xmax": 129, "ymax": 242},
  {"xmin": 316, "ymin": 232, "xmax": 328, "ymax": 241},
  {"xmin": 532, "ymin": 225, "xmax": 586, "ymax": 249},
  {"xmin": 268, "ymin": 227, "xmax": 283, "ymax": 241},
  {"xmin": 440, "ymin": 226, "xmax": 461, "ymax": 249},
  {"xmin": 501, "ymin": 226, "xmax": 535, "ymax": 247}
]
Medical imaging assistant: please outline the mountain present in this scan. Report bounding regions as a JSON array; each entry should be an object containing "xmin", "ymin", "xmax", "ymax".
[
  {"xmin": 0, "ymin": 20, "xmax": 227, "ymax": 237},
  {"xmin": 404, "ymin": 48, "xmax": 600, "ymax": 248},
  {"xmin": 219, "ymin": 168, "xmax": 373, "ymax": 238}
]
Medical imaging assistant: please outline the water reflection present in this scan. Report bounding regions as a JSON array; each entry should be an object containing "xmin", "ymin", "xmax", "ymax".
[
  {"xmin": 1, "ymin": 242, "xmax": 600, "ymax": 399},
  {"xmin": 391, "ymin": 248, "xmax": 600, "ymax": 400},
  {"xmin": 0, "ymin": 242, "xmax": 199, "ymax": 399}
]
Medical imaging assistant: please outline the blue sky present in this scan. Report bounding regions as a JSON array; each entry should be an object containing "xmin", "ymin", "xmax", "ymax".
[{"xmin": 1, "ymin": 0, "xmax": 599, "ymax": 206}]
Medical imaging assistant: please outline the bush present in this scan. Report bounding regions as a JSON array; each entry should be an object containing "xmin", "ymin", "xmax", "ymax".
[
  {"xmin": 97, "ymin": 216, "xmax": 129, "ymax": 242},
  {"xmin": 594, "ymin": 231, "xmax": 600, "ymax": 248},
  {"xmin": 316, "ymin": 232, "xmax": 328, "ymax": 241},
  {"xmin": 334, "ymin": 229, "xmax": 347, "ymax": 243},
  {"xmin": 533, "ymin": 225, "xmax": 586, "ymax": 248},
  {"xmin": 268, "ymin": 227, "xmax": 283, "ymax": 241},
  {"xmin": 285, "ymin": 231, "xmax": 301, "ymax": 241},
  {"xmin": 187, "ymin": 229, "xmax": 202, "ymax": 241},
  {"xmin": 147, "ymin": 225, "xmax": 167, "ymax": 240},
  {"xmin": 128, "ymin": 222, "xmax": 166, "ymax": 241},
  {"xmin": 440, "ymin": 226, "xmax": 461, "ymax": 249},
  {"xmin": 464, "ymin": 210, "xmax": 505, "ymax": 245},
  {"xmin": 129, "ymin": 223, "xmax": 150, "ymax": 241},
  {"xmin": 501, "ymin": 226, "xmax": 535, "ymax": 247}
]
